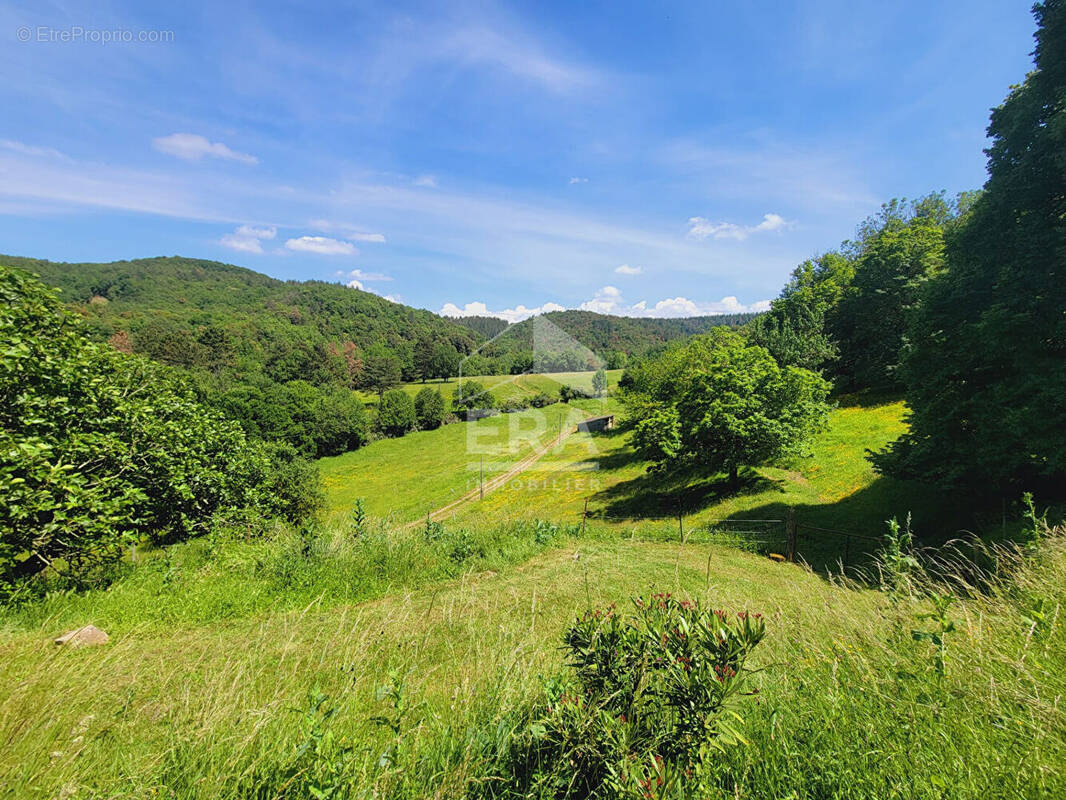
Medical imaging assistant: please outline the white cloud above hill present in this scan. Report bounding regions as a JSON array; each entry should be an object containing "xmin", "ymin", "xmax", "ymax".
[{"xmin": 439, "ymin": 287, "xmax": 769, "ymax": 322}]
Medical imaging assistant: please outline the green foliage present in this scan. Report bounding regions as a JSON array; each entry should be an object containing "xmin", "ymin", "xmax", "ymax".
[
  {"xmin": 829, "ymin": 195, "xmax": 956, "ymax": 391},
  {"xmin": 0, "ymin": 266, "xmax": 320, "ymax": 590},
  {"xmin": 213, "ymin": 377, "xmax": 368, "ymax": 458},
  {"xmin": 911, "ymin": 594, "xmax": 957, "ymax": 683},
  {"xmin": 559, "ymin": 383, "xmax": 593, "ymax": 402},
  {"xmin": 363, "ymin": 343, "xmax": 404, "ymax": 397},
  {"xmin": 466, "ymin": 310, "xmax": 761, "ymax": 375},
  {"xmin": 878, "ymin": 515, "xmax": 920, "ymax": 595},
  {"xmin": 349, "ymin": 499, "xmax": 367, "ymax": 537},
  {"xmin": 591, "ymin": 368, "xmax": 607, "ymax": 397},
  {"xmin": 414, "ymin": 386, "xmax": 446, "ymax": 430},
  {"xmin": 492, "ymin": 594, "xmax": 765, "ymax": 798},
  {"xmin": 452, "ymin": 380, "xmax": 496, "ymax": 413},
  {"xmin": 528, "ymin": 391, "xmax": 557, "ymax": 408},
  {"xmin": 451, "ymin": 315, "xmax": 511, "ymax": 340},
  {"xmin": 876, "ymin": 2, "xmax": 1066, "ymax": 491},
  {"xmin": 746, "ymin": 252, "xmax": 853, "ymax": 371},
  {"xmin": 624, "ymin": 330, "xmax": 831, "ymax": 484},
  {"xmin": 414, "ymin": 337, "xmax": 461, "ymax": 382},
  {"xmin": 631, "ymin": 406, "xmax": 681, "ymax": 465},
  {"xmin": 377, "ymin": 389, "xmax": 416, "ymax": 437},
  {"xmin": 5, "ymin": 255, "xmax": 478, "ymax": 455}
]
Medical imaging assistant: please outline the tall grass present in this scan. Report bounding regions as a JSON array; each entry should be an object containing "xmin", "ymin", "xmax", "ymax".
[{"xmin": 1, "ymin": 518, "xmax": 1063, "ymax": 798}]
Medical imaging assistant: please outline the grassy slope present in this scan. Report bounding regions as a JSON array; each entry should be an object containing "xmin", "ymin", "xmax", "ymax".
[
  {"xmin": 0, "ymin": 535, "xmax": 870, "ymax": 798},
  {"xmin": 318, "ymin": 401, "xmax": 610, "ymax": 522},
  {"xmin": 329, "ymin": 395, "xmax": 943, "ymax": 564},
  {"xmin": 3, "ymin": 527, "xmax": 1063, "ymax": 799}
]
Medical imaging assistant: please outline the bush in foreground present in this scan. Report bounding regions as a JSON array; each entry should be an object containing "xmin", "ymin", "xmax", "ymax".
[{"xmin": 487, "ymin": 595, "xmax": 765, "ymax": 798}]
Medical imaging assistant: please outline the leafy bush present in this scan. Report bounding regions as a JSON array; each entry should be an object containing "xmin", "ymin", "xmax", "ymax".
[
  {"xmin": 491, "ymin": 594, "xmax": 765, "ymax": 798},
  {"xmin": 377, "ymin": 389, "xmax": 416, "ymax": 437},
  {"xmin": 529, "ymin": 391, "xmax": 557, "ymax": 408},
  {"xmin": 559, "ymin": 384, "xmax": 593, "ymax": 402},
  {"xmin": 414, "ymin": 387, "xmax": 446, "ymax": 430},
  {"xmin": 211, "ymin": 377, "xmax": 369, "ymax": 458},
  {"xmin": 0, "ymin": 266, "xmax": 321, "ymax": 591},
  {"xmin": 453, "ymin": 380, "xmax": 496, "ymax": 413},
  {"xmin": 500, "ymin": 396, "xmax": 531, "ymax": 413}
]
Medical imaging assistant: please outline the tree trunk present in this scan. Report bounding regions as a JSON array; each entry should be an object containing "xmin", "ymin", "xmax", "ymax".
[{"xmin": 729, "ymin": 462, "xmax": 739, "ymax": 488}]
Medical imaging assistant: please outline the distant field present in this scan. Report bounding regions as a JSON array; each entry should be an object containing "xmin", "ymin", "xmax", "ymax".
[
  {"xmin": 320, "ymin": 394, "xmax": 942, "ymax": 563},
  {"xmin": 318, "ymin": 401, "xmax": 610, "ymax": 522},
  {"xmin": 355, "ymin": 369, "xmax": 623, "ymax": 406}
]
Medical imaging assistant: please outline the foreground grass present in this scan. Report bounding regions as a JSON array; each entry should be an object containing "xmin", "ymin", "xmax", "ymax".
[
  {"xmin": 0, "ymin": 528, "xmax": 850, "ymax": 798},
  {"xmin": 2, "ymin": 517, "xmax": 1064, "ymax": 799}
]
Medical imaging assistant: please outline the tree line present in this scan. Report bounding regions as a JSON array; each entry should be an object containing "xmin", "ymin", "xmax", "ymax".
[
  {"xmin": 622, "ymin": 0, "xmax": 1065, "ymax": 499},
  {"xmin": 9, "ymin": 255, "xmax": 753, "ymax": 459}
]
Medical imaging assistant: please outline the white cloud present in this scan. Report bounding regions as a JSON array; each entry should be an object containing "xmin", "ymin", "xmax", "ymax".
[
  {"xmin": 439, "ymin": 300, "xmax": 566, "ymax": 324},
  {"xmin": 644, "ymin": 295, "xmax": 772, "ymax": 317},
  {"xmin": 153, "ymin": 133, "xmax": 258, "ymax": 165},
  {"xmin": 687, "ymin": 212, "xmax": 793, "ymax": 241},
  {"xmin": 347, "ymin": 278, "xmax": 364, "ymax": 290},
  {"xmin": 614, "ymin": 264, "xmax": 642, "ymax": 275},
  {"xmin": 309, "ymin": 219, "xmax": 386, "ymax": 242},
  {"xmin": 438, "ymin": 287, "xmax": 767, "ymax": 323},
  {"xmin": 0, "ymin": 139, "xmax": 69, "ymax": 160},
  {"xmin": 346, "ymin": 268, "xmax": 391, "ymax": 282},
  {"xmin": 579, "ymin": 285, "xmax": 623, "ymax": 314},
  {"xmin": 443, "ymin": 26, "xmax": 599, "ymax": 93},
  {"xmin": 413, "ymin": 175, "xmax": 438, "ymax": 188},
  {"xmin": 285, "ymin": 235, "xmax": 358, "ymax": 255},
  {"xmin": 577, "ymin": 286, "xmax": 770, "ymax": 318},
  {"xmin": 569, "ymin": 177, "xmax": 588, "ymax": 184},
  {"xmin": 219, "ymin": 223, "xmax": 277, "ymax": 253}
]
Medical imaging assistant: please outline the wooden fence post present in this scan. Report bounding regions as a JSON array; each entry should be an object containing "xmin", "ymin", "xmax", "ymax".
[
  {"xmin": 581, "ymin": 498, "xmax": 589, "ymax": 537},
  {"xmin": 678, "ymin": 506, "xmax": 685, "ymax": 544},
  {"xmin": 786, "ymin": 507, "xmax": 796, "ymax": 562}
]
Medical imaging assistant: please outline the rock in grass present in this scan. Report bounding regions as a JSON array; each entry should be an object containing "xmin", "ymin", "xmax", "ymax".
[{"xmin": 54, "ymin": 626, "xmax": 109, "ymax": 647}]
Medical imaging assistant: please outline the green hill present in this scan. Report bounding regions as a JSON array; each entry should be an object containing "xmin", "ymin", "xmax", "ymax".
[
  {"xmin": 2, "ymin": 254, "xmax": 480, "ymax": 383},
  {"xmin": 469, "ymin": 309, "xmax": 760, "ymax": 371}
]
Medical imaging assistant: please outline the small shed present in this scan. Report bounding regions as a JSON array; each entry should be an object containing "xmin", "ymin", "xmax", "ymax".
[{"xmin": 577, "ymin": 414, "xmax": 615, "ymax": 433}]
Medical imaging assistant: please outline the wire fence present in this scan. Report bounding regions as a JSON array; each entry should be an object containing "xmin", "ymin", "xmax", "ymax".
[{"xmin": 577, "ymin": 500, "xmax": 882, "ymax": 567}]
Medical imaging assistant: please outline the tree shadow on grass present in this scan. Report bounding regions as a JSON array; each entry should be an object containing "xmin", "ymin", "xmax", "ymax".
[
  {"xmin": 589, "ymin": 464, "xmax": 781, "ymax": 520},
  {"xmin": 576, "ymin": 428, "xmax": 642, "ymax": 472},
  {"xmin": 715, "ymin": 475, "xmax": 965, "ymax": 575}
]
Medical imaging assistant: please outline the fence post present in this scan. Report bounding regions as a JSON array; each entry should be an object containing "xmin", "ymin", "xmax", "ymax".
[
  {"xmin": 581, "ymin": 498, "xmax": 589, "ymax": 537},
  {"xmin": 786, "ymin": 507, "xmax": 796, "ymax": 562},
  {"xmin": 480, "ymin": 455, "xmax": 484, "ymax": 500},
  {"xmin": 678, "ymin": 506, "xmax": 685, "ymax": 544}
]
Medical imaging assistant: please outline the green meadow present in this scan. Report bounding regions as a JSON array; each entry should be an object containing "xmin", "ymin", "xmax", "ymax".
[{"xmin": 354, "ymin": 369, "xmax": 624, "ymax": 407}]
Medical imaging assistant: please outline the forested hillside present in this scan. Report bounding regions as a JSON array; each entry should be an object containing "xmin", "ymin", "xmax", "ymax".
[
  {"xmin": 6, "ymin": 255, "xmax": 481, "ymax": 383},
  {"xmin": 468, "ymin": 309, "xmax": 759, "ymax": 372},
  {"xmin": 8, "ymin": 254, "xmax": 760, "ymax": 456}
]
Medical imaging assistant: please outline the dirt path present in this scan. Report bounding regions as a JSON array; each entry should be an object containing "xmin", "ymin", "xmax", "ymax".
[{"xmin": 406, "ymin": 411, "xmax": 590, "ymax": 527}]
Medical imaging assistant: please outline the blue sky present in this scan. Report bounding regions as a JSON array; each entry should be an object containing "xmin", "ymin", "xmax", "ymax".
[{"xmin": 1, "ymin": 1, "xmax": 1037, "ymax": 321}]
